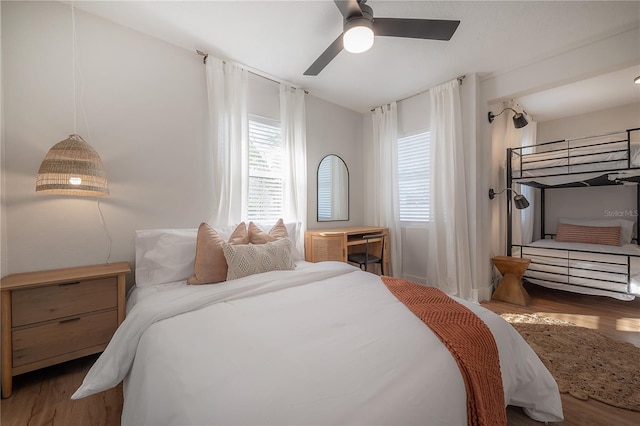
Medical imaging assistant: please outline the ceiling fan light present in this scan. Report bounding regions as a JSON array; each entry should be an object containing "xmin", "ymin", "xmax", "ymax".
[
  {"xmin": 343, "ymin": 24, "xmax": 374, "ymax": 53},
  {"xmin": 635, "ymin": 75, "xmax": 640, "ymax": 85}
]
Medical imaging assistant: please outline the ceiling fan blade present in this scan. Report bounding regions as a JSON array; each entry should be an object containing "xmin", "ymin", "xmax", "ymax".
[
  {"xmin": 334, "ymin": 0, "xmax": 362, "ymax": 19},
  {"xmin": 374, "ymin": 18, "xmax": 460, "ymax": 41},
  {"xmin": 304, "ymin": 33, "xmax": 344, "ymax": 76}
]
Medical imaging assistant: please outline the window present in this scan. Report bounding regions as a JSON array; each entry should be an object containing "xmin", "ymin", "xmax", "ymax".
[
  {"xmin": 397, "ymin": 131, "xmax": 430, "ymax": 222},
  {"xmin": 248, "ymin": 116, "xmax": 283, "ymax": 222}
]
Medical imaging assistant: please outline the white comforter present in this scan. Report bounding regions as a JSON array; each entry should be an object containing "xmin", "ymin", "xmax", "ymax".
[{"xmin": 73, "ymin": 261, "xmax": 563, "ymax": 425}]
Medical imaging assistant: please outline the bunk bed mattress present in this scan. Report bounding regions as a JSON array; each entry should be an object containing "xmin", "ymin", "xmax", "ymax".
[
  {"xmin": 73, "ymin": 261, "xmax": 563, "ymax": 425},
  {"xmin": 513, "ymin": 240, "xmax": 640, "ymax": 300},
  {"xmin": 511, "ymin": 140, "xmax": 640, "ymax": 179}
]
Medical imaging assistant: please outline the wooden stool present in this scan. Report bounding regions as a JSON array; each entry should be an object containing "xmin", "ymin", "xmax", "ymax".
[{"xmin": 492, "ymin": 256, "xmax": 531, "ymax": 306}]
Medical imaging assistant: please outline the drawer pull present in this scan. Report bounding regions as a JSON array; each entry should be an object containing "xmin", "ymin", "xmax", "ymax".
[
  {"xmin": 59, "ymin": 281, "xmax": 81, "ymax": 286},
  {"xmin": 59, "ymin": 317, "xmax": 81, "ymax": 324}
]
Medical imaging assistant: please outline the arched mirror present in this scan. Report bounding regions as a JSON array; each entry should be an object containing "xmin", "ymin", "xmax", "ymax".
[{"xmin": 317, "ymin": 155, "xmax": 349, "ymax": 221}]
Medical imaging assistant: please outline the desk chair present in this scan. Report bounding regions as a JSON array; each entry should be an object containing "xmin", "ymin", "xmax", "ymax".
[{"xmin": 347, "ymin": 233, "xmax": 386, "ymax": 275}]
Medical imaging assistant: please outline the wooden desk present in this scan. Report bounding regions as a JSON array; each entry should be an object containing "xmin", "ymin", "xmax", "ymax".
[
  {"xmin": 305, "ymin": 226, "xmax": 389, "ymax": 273},
  {"xmin": 491, "ymin": 256, "xmax": 531, "ymax": 306}
]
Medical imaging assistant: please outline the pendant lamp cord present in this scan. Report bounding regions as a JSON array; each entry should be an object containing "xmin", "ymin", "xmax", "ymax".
[
  {"xmin": 71, "ymin": 4, "xmax": 90, "ymax": 139},
  {"xmin": 71, "ymin": 4, "xmax": 77, "ymax": 133},
  {"xmin": 97, "ymin": 198, "xmax": 113, "ymax": 264}
]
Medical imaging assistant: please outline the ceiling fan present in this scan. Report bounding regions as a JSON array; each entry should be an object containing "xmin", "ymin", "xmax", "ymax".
[{"xmin": 304, "ymin": 0, "xmax": 460, "ymax": 76}]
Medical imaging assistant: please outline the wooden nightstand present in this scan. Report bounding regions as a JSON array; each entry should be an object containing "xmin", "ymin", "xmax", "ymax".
[
  {"xmin": 491, "ymin": 256, "xmax": 531, "ymax": 306},
  {"xmin": 1, "ymin": 262, "xmax": 130, "ymax": 398}
]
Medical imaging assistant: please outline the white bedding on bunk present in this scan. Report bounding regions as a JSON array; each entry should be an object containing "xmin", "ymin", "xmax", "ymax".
[
  {"xmin": 74, "ymin": 261, "xmax": 563, "ymax": 425},
  {"xmin": 514, "ymin": 240, "xmax": 640, "ymax": 300},
  {"xmin": 510, "ymin": 138, "xmax": 640, "ymax": 180}
]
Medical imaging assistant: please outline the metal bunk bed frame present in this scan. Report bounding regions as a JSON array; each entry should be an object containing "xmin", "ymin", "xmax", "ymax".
[{"xmin": 505, "ymin": 127, "xmax": 640, "ymax": 298}]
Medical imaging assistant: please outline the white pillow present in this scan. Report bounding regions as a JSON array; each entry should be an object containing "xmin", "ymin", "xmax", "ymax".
[
  {"xmin": 253, "ymin": 221, "xmax": 304, "ymax": 261},
  {"xmin": 135, "ymin": 224, "xmax": 243, "ymax": 287},
  {"xmin": 223, "ymin": 238, "xmax": 296, "ymax": 280},
  {"xmin": 558, "ymin": 218, "xmax": 635, "ymax": 245}
]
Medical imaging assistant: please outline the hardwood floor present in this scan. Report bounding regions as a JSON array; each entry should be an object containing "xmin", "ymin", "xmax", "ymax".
[
  {"xmin": 0, "ymin": 354, "xmax": 121, "ymax": 426},
  {"xmin": 482, "ymin": 281, "xmax": 640, "ymax": 426},
  {"xmin": 1, "ymin": 282, "xmax": 638, "ymax": 426}
]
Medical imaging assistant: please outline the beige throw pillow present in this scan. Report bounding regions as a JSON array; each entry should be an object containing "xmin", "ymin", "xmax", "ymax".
[
  {"xmin": 223, "ymin": 238, "xmax": 295, "ymax": 280},
  {"xmin": 187, "ymin": 222, "xmax": 249, "ymax": 285},
  {"xmin": 248, "ymin": 218, "xmax": 288, "ymax": 244},
  {"xmin": 555, "ymin": 223, "xmax": 621, "ymax": 246}
]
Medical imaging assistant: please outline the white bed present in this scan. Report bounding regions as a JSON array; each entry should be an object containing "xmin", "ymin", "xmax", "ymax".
[
  {"xmin": 513, "ymin": 239, "xmax": 640, "ymax": 301},
  {"xmin": 510, "ymin": 132, "xmax": 640, "ymax": 180},
  {"xmin": 73, "ymin": 259, "xmax": 563, "ymax": 425}
]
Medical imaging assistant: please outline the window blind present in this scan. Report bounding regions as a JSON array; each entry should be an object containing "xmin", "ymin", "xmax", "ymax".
[
  {"xmin": 248, "ymin": 116, "xmax": 283, "ymax": 222},
  {"xmin": 397, "ymin": 131, "xmax": 430, "ymax": 222}
]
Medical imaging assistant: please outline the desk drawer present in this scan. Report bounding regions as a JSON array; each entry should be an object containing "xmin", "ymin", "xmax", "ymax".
[
  {"xmin": 12, "ymin": 310, "xmax": 117, "ymax": 368},
  {"xmin": 12, "ymin": 278, "xmax": 117, "ymax": 327}
]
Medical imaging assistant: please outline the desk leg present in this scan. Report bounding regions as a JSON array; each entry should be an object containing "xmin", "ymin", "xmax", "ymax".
[
  {"xmin": 1, "ymin": 291, "xmax": 12, "ymax": 398},
  {"xmin": 492, "ymin": 273, "xmax": 531, "ymax": 307}
]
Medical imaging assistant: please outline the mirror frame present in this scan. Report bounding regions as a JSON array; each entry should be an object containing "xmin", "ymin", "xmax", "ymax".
[{"xmin": 317, "ymin": 154, "xmax": 349, "ymax": 222}]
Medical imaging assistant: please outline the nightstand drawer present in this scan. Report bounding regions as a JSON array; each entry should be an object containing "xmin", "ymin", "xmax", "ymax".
[
  {"xmin": 12, "ymin": 277, "xmax": 117, "ymax": 327},
  {"xmin": 11, "ymin": 310, "xmax": 118, "ymax": 368}
]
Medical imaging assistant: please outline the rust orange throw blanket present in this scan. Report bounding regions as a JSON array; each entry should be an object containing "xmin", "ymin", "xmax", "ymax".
[{"xmin": 381, "ymin": 277, "xmax": 506, "ymax": 426}]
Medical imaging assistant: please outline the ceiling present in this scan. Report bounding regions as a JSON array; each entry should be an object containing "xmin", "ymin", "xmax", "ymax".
[
  {"xmin": 71, "ymin": 1, "xmax": 640, "ymax": 118},
  {"xmin": 518, "ymin": 65, "xmax": 640, "ymax": 122}
]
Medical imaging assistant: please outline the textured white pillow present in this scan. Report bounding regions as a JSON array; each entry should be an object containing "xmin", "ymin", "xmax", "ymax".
[
  {"xmin": 558, "ymin": 218, "xmax": 635, "ymax": 245},
  {"xmin": 135, "ymin": 224, "xmax": 243, "ymax": 287},
  {"xmin": 223, "ymin": 238, "xmax": 296, "ymax": 280}
]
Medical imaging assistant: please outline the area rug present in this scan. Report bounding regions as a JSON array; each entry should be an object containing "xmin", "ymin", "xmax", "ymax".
[{"xmin": 500, "ymin": 312, "xmax": 640, "ymax": 412}]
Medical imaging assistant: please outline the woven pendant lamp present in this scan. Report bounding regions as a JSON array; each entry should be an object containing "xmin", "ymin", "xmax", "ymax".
[{"xmin": 36, "ymin": 134, "xmax": 109, "ymax": 196}]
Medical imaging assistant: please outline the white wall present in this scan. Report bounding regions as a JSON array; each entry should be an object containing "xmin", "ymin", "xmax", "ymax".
[
  {"xmin": 2, "ymin": 1, "xmax": 208, "ymax": 275},
  {"xmin": 534, "ymin": 103, "xmax": 640, "ymax": 239},
  {"xmin": 0, "ymin": 1, "xmax": 6, "ymax": 278},
  {"xmin": 1, "ymin": 1, "xmax": 364, "ymax": 277},
  {"xmin": 537, "ymin": 102, "xmax": 640, "ymax": 142},
  {"xmin": 305, "ymin": 95, "xmax": 363, "ymax": 229}
]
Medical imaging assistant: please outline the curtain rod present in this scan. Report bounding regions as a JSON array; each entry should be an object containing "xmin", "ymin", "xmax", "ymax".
[
  {"xmin": 196, "ymin": 50, "xmax": 308, "ymax": 94},
  {"xmin": 370, "ymin": 75, "xmax": 466, "ymax": 112}
]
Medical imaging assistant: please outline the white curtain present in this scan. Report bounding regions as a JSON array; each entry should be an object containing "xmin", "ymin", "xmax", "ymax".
[
  {"xmin": 279, "ymin": 84, "xmax": 307, "ymax": 256},
  {"xmin": 426, "ymin": 79, "xmax": 474, "ymax": 300},
  {"xmin": 366, "ymin": 103, "xmax": 402, "ymax": 277},
  {"xmin": 205, "ymin": 58, "xmax": 248, "ymax": 226}
]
